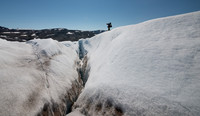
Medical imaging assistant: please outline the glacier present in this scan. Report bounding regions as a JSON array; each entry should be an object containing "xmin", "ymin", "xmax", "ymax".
[{"xmin": 0, "ymin": 11, "xmax": 200, "ymax": 116}]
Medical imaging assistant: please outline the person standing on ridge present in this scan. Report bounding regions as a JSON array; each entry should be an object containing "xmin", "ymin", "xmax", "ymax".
[{"xmin": 107, "ymin": 22, "xmax": 112, "ymax": 31}]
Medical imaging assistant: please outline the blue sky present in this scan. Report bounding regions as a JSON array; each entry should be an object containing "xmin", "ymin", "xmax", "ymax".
[{"xmin": 0, "ymin": 0, "xmax": 200, "ymax": 30}]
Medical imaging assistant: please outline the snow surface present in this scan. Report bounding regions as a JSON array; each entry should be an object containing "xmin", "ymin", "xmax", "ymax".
[
  {"xmin": 20, "ymin": 34, "xmax": 27, "ymax": 36},
  {"xmin": 0, "ymin": 39, "xmax": 79, "ymax": 116},
  {"xmin": 2, "ymin": 32, "xmax": 20, "ymax": 34},
  {"xmin": 67, "ymin": 32, "xmax": 74, "ymax": 35},
  {"xmin": 73, "ymin": 11, "xmax": 200, "ymax": 115},
  {"xmin": 31, "ymin": 33, "xmax": 36, "ymax": 36}
]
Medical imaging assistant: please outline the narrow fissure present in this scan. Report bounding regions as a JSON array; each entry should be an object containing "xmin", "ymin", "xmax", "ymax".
[
  {"xmin": 36, "ymin": 40, "xmax": 90, "ymax": 116},
  {"xmin": 64, "ymin": 40, "xmax": 90, "ymax": 115},
  {"xmin": 78, "ymin": 40, "xmax": 90, "ymax": 85},
  {"xmin": 66, "ymin": 40, "xmax": 124, "ymax": 116}
]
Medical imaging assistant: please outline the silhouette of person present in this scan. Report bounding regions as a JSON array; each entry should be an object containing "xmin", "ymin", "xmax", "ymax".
[{"xmin": 107, "ymin": 22, "xmax": 112, "ymax": 31}]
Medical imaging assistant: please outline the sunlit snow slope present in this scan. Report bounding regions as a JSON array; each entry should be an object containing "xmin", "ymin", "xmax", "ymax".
[{"xmin": 72, "ymin": 11, "xmax": 200, "ymax": 116}]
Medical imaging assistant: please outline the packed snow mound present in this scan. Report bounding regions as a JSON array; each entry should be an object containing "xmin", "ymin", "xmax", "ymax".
[
  {"xmin": 0, "ymin": 39, "xmax": 79, "ymax": 116},
  {"xmin": 73, "ymin": 11, "xmax": 200, "ymax": 115}
]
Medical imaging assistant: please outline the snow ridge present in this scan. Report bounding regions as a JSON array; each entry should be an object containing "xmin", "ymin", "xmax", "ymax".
[{"xmin": 70, "ymin": 11, "xmax": 200, "ymax": 116}]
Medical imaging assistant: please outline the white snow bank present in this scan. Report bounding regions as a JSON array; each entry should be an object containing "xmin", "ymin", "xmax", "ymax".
[
  {"xmin": 67, "ymin": 32, "xmax": 74, "ymax": 35},
  {"xmin": 31, "ymin": 33, "xmax": 36, "ymax": 36},
  {"xmin": 0, "ymin": 38, "xmax": 79, "ymax": 116},
  {"xmin": 74, "ymin": 11, "xmax": 200, "ymax": 115}
]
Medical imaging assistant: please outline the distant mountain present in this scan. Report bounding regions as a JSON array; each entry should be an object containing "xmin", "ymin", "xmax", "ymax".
[{"xmin": 0, "ymin": 26, "xmax": 105, "ymax": 42}]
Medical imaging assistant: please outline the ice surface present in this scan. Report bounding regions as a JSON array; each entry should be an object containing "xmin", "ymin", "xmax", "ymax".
[
  {"xmin": 0, "ymin": 39, "xmax": 79, "ymax": 116},
  {"xmin": 67, "ymin": 110, "xmax": 84, "ymax": 116},
  {"xmin": 73, "ymin": 11, "xmax": 200, "ymax": 115}
]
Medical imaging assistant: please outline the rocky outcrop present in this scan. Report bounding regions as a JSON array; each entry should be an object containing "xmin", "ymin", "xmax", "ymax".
[{"xmin": 0, "ymin": 26, "xmax": 105, "ymax": 42}]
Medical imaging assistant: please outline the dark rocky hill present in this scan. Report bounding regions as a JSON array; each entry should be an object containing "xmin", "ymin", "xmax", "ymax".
[{"xmin": 0, "ymin": 26, "xmax": 105, "ymax": 42}]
